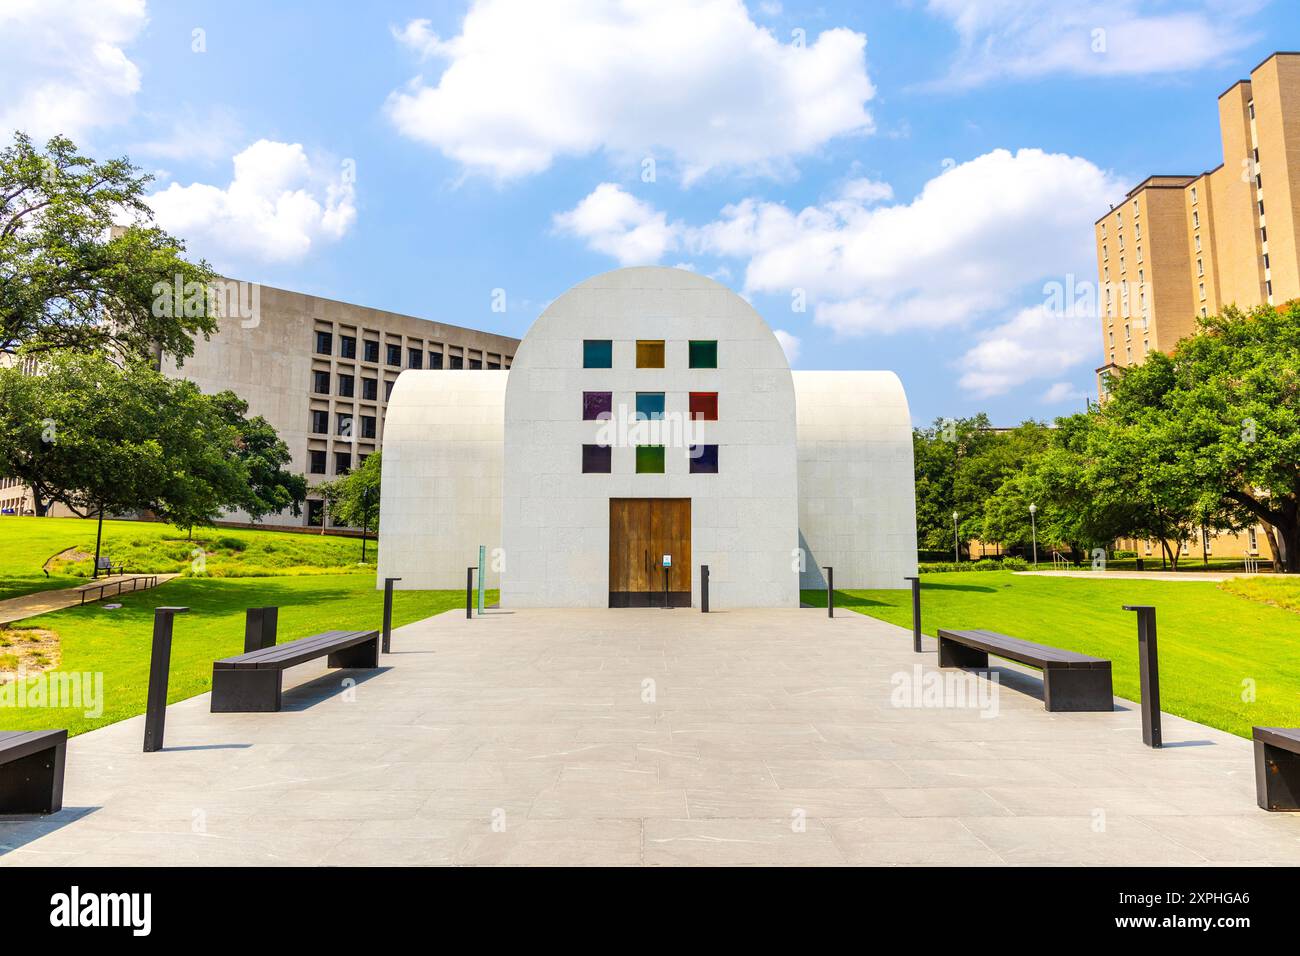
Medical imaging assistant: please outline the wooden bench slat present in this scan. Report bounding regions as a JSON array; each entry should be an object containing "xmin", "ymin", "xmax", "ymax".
[
  {"xmin": 1254, "ymin": 727, "xmax": 1300, "ymax": 753},
  {"xmin": 941, "ymin": 628, "xmax": 1106, "ymax": 668},
  {"xmin": 0, "ymin": 729, "xmax": 68, "ymax": 763},
  {"xmin": 214, "ymin": 630, "xmax": 378, "ymax": 670}
]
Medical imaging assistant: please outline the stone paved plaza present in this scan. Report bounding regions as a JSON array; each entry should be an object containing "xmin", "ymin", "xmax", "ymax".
[{"xmin": 3, "ymin": 606, "xmax": 1299, "ymax": 866}]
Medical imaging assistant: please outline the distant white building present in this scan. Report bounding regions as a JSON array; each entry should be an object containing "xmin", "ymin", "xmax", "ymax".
[{"xmin": 377, "ymin": 267, "xmax": 916, "ymax": 608}]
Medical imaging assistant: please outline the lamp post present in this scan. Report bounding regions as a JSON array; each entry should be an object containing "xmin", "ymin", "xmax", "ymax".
[
  {"xmin": 952, "ymin": 511, "xmax": 960, "ymax": 563},
  {"xmin": 1029, "ymin": 503, "xmax": 1039, "ymax": 568}
]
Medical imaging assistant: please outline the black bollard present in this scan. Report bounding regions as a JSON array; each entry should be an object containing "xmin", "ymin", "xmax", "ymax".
[
  {"xmin": 243, "ymin": 606, "xmax": 277, "ymax": 653},
  {"xmin": 1123, "ymin": 604, "xmax": 1162, "ymax": 748},
  {"xmin": 701, "ymin": 564, "xmax": 709, "ymax": 613},
  {"xmin": 466, "ymin": 567, "xmax": 475, "ymax": 619},
  {"xmin": 904, "ymin": 576, "xmax": 922, "ymax": 652},
  {"xmin": 144, "ymin": 606, "xmax": 189, "ymax": 753},
  {"xmin": 825, "ymin": 566, "xmax": 834, "ymax": 618},
  {"xmin": 382, "ymin": 577, "xmax": 402, "ymax": 653}
]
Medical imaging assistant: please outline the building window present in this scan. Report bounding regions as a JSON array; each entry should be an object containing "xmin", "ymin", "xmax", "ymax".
[
  {"xmin": 363, "ymin": 339, "xmax": 379, "ymax": 363},
  {"xmin": 488, "ymin": 361, "xmax": 501, "ymax": 370},
  {"xmin": 1195, "ymin": 234, "xmax": 1201, "ymax": 252},
  {"xmin": 307, "ymin": 499, "xmax": 324, "ymax": 526},
  {"xmin": 636, "ymin": 340, "xmax": 665, "ymax": 368},
  {"xmin": 361, "ymin": 415, "xmax": 376, "ymax": 439},
  {"xmin": 635, "ymin": 445, "xmax": 665, "ymax": 474},
  {"xmin": 1102, "ymin": 244, "xmax": 1108, "ymax": 259},
  {"xmin": 689, "ymin": 340, "xmax": 718, "ymax": 368},
  {"xmin": 635, "ymin": 392, "xmax": 665, "ymax": 420},
  {"xmin": 386, "ymin": 343, "xmax": 401, "ymax": 366},
  {"xmin": 469, "ymin": 358, "xmax": 483, "ymax": 370},
  {"xmin": 337, "ymin": 413, "xmax": 353, "ymax": 437},
  {"xmin": 338, "ymin": 374, "xmax": 355, "ymax": 398},
  {"xmin": 689, "ymin": 444, "xmax": 719, "ymax": 474},
  {"xmin": 309, "ymin": 450, "xmax": 326, "ymax": 474},
  {"xmin": 335, "ymin": 451, "xmax": 352, "ymax": 474},
  {"xmin": 312, "ymin": 370, "xmax": 330, "ymax": 394},
  {"xmin": 1249, "ymin": 527, "xmax": 1258, "ymax": 553},
  {"xmin": 429, "ymin": 351, "xmax": 443, "ymax": 369},
  {"xmin": 362, "ymin": 378, "xmax": 378, "ymax": 401},
  {"xmin": 582, "ymin": 444, "xmax": 612, "ymax": 473},
  {"xmin": 314, "ymin": 330, "xmax": 333, "ymax": 355},
  {"xmin": 583, "ymin": 391, "xmax": 613, "ymax": 420},
  {"xmin": 1258, "ymin": 200, "xmax": 1264, "ymax": 216},
  {"xmin": 1199, "ymin": 282, "xmax": 1206, "ymax": 301},
  {"xmin": 408, "ymin": 348, "xmax": 423, "ymax": 369},
  {"xmin": 310, "ymin": 410, "xmax": 328, "ymax": 434},
  {"xmin": 583, "ymin": 339, "xmax": 613, "ymax": 368},
  {"xmin": 384, "ymin": 380, "xmax": 395, "ymax": 400},
  {"xmin": 689, "ymin": 392, "xmax": 718, "ymax": 420},
  {"xmin": 1197, "ymin": 258, "xmax": 1204, "ymax": 276},
  {"xmin": 1193, "ymin": 210, "xmax": 1199, "ymax": 228},
  {"xmin": 340, "ymin": 335, "xmax": 356, "ymax": 359},
  {"xmin": 449, "ymin": 354, "xmax": 463, "ymax": 369},
  {"xmin": 1191, "ymin": 186, "xmax": 1198, "ymax": 204}
]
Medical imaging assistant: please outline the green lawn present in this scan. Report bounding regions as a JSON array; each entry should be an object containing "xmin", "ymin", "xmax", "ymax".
[
  {"xmin": 0, "ymin": 516, "xmax": 377, "ymax": 601},
  {"xmin": 1, "ymin": 574, "xmax": 483, "ymax": 737},
  {"xmin": 805, "ymin": 571, "xmax": 1300, "ymax": 739}
]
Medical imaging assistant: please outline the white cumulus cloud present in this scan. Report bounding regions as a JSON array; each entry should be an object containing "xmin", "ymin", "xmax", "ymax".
[
  {"xmin": 552, "ymin": 182, "xmax": 681, "ymax": 265},
  {"xmin": 957, "ymin": 305, "xmax": 1097, "ymax": 398},
  {"xmin": 385, "ymin": 0, "xmax": 875, "ymax": 183},
  {"xmin": 925, "ymin": 0, "xmax": 1261, "ymax": 87},
  {"xmin": 0, "ymin": 0, "xmax": 147, "ymax": 142},
  {"xmin": 147, "ymin": 140, "xmax": 357, "ymax": 265}
]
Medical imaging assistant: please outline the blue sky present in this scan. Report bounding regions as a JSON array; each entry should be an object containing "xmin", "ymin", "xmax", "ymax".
[{"xmin": 2, "ymin": 0, "xmax": 1294, "ymax": 424}]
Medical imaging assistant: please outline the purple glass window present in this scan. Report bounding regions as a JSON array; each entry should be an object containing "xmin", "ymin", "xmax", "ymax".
[
  {"xmin": 582, "ymin": 444, "xmax": 612, "ymax": 473},
  {"xmin": 583, "ymin": 391, "xmax": 613, "ymax": 420},
  {"xmin": 689, "ymin": 444, "xmax": 719, "ymax": 474}
]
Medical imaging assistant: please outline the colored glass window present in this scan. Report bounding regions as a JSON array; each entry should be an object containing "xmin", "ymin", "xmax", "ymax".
[
  {"xmin": 635, "ymin": 392, "xmax": 665, "ymax": 420},
  {"xmin": 689, "ymin": 340, "xmax": 717, "ymax": 368},
  {"xmin": 636, "ymin": 340, "xmax": 665, "ymax": 368},
  {"xmin": 584, "ymin": 339, "xmax": 613, "ymax": 368},
  {"xmin": 582, "ymin": 444, "xmax": 612, "ymax": 473},
  {"xmin": 689, "ymin": 392, "xmax": 718, "ymax": 420},
  {"xmin": 690, "ymin": 444, "xmax": 719, "ymax": 474},
  {"xmin": 636, "ymin": 445, "xmax": 665, "ymax": 474},
  {"xmin": 583, "ymin": 391, "xmax": 613, "ymax": 420}
]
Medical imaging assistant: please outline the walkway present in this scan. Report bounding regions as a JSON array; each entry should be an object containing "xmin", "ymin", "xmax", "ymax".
[
  {"xmin": 0, "ymin": 574, "xmax": 178, "ymax": 625},
  {"xmin": 2, "ymin": 607, "xmax": 1297, "ymax": 866}
]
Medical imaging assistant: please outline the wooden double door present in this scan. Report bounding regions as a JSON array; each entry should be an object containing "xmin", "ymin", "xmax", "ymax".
[{"xmin": 608, "ymin": 498, "xmax": 691, "ymax": 607}]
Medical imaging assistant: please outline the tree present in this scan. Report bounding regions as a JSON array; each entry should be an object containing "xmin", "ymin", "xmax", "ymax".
[
  {"xmin": 316, "ymin": 452, "xmax": 381, "ymax": 561},
  {"xmin": 0, "ymin": 351, "xmax": 279, "ymax": 568},
  {"xmin": 1, "ymin": 132, "xmax": 217, "ymax": 361},
  {"xmin": 209, "ymin": 392, "xmax": 307, "ymax": 522}
]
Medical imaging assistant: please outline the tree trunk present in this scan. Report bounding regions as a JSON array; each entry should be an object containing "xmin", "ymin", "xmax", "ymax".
[
  {"xmin": 1281, "ymin": 521, "xmax": 1300, "ymax": 574},
  {"xmin": 1201, "ymin": 526, "xmax": 1209, "ymax": 567},
  {"xmin": 1263, "ymin": 523, "xmax": 1283, "ymax": 570}
]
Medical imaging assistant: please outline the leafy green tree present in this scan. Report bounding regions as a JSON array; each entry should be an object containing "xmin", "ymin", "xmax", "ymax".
[
  {"xmin": 315, "ymin": 451, "xmax": 381, "ymax": 561},
  {"xmin": 209, "ymin": 392, "xmax": 307, "ymax": 522},
  {"xmin": 0, "ymin": 132, "xmax": 217, "ymax": 361}
]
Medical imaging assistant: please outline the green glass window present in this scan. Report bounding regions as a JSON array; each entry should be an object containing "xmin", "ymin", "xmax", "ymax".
[
  {"xmin": 635, "ymin": 392, "xmax": 665, "ymax": 420},
  {"xmin": 584, "ymin": 339, "xmax": 613, "ymax": 368},
  {"xmin": 689, "ymin": 340, "xmax": 717, "ymax": 368},
  {"xmin": 635, "ymin": 445, "xmax": 665, "ymax": 474}
]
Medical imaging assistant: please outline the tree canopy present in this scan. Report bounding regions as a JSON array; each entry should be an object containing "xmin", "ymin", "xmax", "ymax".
[{"xmin": 1, "ymin": 132, "xmax": 217, "ymax": 361}]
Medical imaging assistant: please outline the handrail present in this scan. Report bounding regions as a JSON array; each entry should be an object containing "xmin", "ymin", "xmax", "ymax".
[{"xmin": 78, "ymin": 574, "xmax": 161, "ymax": 606}]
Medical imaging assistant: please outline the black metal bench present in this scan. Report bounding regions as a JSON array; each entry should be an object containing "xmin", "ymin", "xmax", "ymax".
[
  {"xmin": 210, "ymin": 629, "xmax": 380, "ymax": 713},
  {"xmin": 936, "ymin": 628, "xmax": 1114, "ymax": 712},
  {"xmin": 1253, "ymin": 727, "xmax": 1300, "ymax": 811},
  {"xmin": 0, "ymin": 730, "xmax": 67, "ymax": 814}
]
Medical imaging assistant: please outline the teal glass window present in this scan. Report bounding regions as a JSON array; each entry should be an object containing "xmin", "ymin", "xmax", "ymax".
[
  {"xmin": 688, "ymin": 340, "xmax": 717, "ymax": 368},
  {"xmin": 635, "ymin": 392, "xmax": 665, "ymax": 420},
  {"xmin": 583, "ymin": 339, "xmax": 613, "ymax": 368}
]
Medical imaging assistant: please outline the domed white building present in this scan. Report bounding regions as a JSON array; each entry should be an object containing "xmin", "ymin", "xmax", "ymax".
[{"xmin": 377, "ymin": 267, "xmax": 916, "ymax": 608}]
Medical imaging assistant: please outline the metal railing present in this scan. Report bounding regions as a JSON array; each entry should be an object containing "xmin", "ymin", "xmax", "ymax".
[{"xmin": 78, "ymin": 574, "xmax": 160, "ymax": 606}]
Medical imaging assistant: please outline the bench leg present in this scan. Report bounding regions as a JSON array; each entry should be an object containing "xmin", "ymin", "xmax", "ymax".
[
  {"xmin": 1042, "ymin": 666, "xmax": 1114, "ymax": 712},
  {"xmin": 938, "ymin": 637, "xmax": 988, "ymax": 669},
  {"xmin": 210, "ymin": 668, "xmax": 282, "ymax": 713},
  {"xmin": 0, "ymin": 742, "xmax": 66, "ymax": 815},
  {"xmin": 327, "ymin": 635, "xmax": 380, "ymax": 669},
  {"xmin": 1255, "ymin": 741, "xmax": 1300, "ymax": 811}
]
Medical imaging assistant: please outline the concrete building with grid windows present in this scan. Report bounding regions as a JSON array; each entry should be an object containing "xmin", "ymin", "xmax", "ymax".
[{"xmin": 377, "ymin": 266, "xmax": 918, "ymax": 609}]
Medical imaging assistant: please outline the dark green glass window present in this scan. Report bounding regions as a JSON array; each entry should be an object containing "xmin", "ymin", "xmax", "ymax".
[
  {"xmin": 689, "ymin": 340, "xmax": 717, "ymax": 368},
  {"xmin": 635, "ymin": 445, "xmax": 665, "ymax": 474},
  {"xmin": 584, "ymin": 339, "xmax": 613, "ymax": 368}
]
